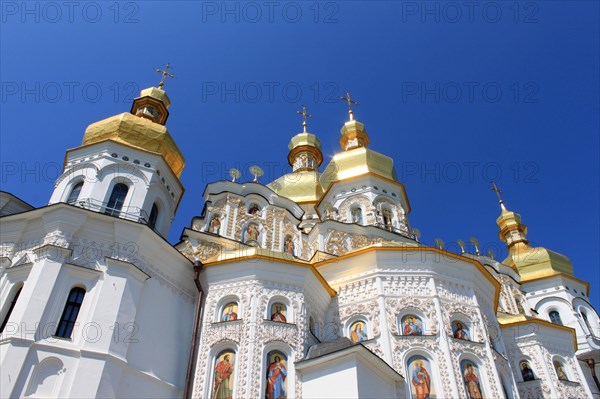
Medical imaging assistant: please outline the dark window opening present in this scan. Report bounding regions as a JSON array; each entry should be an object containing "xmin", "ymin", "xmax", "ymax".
[
  {"xmin": 148, "ymin": 203, "xmax": 159, "ymax": 229},
  {"xmin": 0, "ymin": 286, "xmax": 22, "ymax": 333},
  {"xmin": 105, "ymin": 183, "xmax": 128, "ymax": 217},
  {"xmin": 67, "ymin": 182, "xmax": 84, "ymax": 204},
  {"xmin": 55, "ymin": 287, "xmax": 86, "ymax": 339}
]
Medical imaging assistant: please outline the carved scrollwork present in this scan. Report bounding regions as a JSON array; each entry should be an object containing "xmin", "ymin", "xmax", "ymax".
[
  {"xmin": 385, "ymin": 297, "xmax": 438, "ymax": 335},
  {"xmin": 441, "ymin": 301, "xmax": 483, "ymax": 341},
  {"xmin": 339, "ymin": 299, "xmax": 381, "ymax": 338},
  {"xmin": 338, "ymin": 195, "xmax": 374, "ymax": 224}
]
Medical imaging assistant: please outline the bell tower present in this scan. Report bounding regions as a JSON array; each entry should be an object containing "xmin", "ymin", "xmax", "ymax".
[{"xmin": 49, "ymin": 66, "xmax": 185, "ymax": 237}]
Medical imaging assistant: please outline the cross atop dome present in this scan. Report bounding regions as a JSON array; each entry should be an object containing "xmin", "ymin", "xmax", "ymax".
[
  {"xmin": 340, "ymin": 92, "xmax": 359, "ymax": 121},
  {"xmin": 156, "ymin": 63, "xmax": 175, "ymax": 89},
  {"xmin": 297, "ymin": 105, "xmax": 312, "ymax": 133},
  {"xmin": 490, "ymin": 181, "xmax": 507, "ymax": 211}
]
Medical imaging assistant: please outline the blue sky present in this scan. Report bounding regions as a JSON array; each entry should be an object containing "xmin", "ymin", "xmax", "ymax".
[{"xmin": 1, "ymin": 1, "xmax": 598, "ymax": 306}]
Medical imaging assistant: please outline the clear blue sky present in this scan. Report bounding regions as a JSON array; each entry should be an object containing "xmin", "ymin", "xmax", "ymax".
[{"xmin": 1, "ymin": 1, "xmax": 598, "ymax": 306}]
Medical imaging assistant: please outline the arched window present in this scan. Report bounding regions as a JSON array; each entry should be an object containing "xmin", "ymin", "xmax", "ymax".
[
  {"xmin": 382, "ymin": 208, "xmax": 393, "ymax": 229},
  {"xmin": 0, "ymin": 286, "xmax": 22, "ymax": 333},
  {"xmin": 55, "ymin": 287, "xmax": 85, "ymax": 339},
  {"xmin": 581, "ymin": 310, "xmax": 594, "ymax": 335},
  {"xmin": 66, "ymin": 182, "xmax": 83, "ymax": 204},
  {"xmin": 148, "ymin": 203, "xmax": 159, "ymax": 230},
  {"xmin": 105, "ymin": 183, "xmax": 129, "ymax": 217},
  {"xmin": 350, "ymin": 207, "xmax": 363, "ymax": 224},
  {"xmin": 549, "ymin": 310, "xmax": 563, "ymax": 325}
]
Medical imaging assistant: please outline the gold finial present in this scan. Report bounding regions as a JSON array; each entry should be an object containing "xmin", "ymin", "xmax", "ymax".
[
  {"xmin": 490, "ymin": 181, "xmax": 506, "ymax": 210},
  {"xmin": 155, "ymin": 63, "xmax": 174, "ymax": 89},
  {"xmin": 297, "ymin": 105, "xmax": 312, "ymax": 133},
  {"xmin": 340, "ymin": 92, "xmax": 359, "ymax": 121}
]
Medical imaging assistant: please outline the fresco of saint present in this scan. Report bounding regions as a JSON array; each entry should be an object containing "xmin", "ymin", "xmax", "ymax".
[
  {"xmin": 461, "ymin": 360, "xmax": 483, "ymax": 399},
  {"xmin": 212, "ymin": 351, "xmax": 235, "ymax": 399},
  {"xmin": 208, "ymin": 215, "xmax": 221, "ymax": 234},
  {"xmin": 270, "ymin": 304, "xmax": 287, "ymax": 322},
  {"xmin": 350, "ymin": 320, "xmax": 368, "ymax": 343},
  {"xmin": 452, "ymin": 321, "xmax": 470, "ymax": 340},
  {"xmin": 520, "ymin": 361, "xmax": 535, "ymax": 381},
  {"xmin": 402, "ymin": 315, "xmax": 423, "ymax": 336},
  {"xmin": 407, "ymin": 355, "xmax": 434, "ymax": 399},
  {"xmin": 245, "ymin": 223, "xmax": 260, "ymax": 242},
  {"xmin": 222, "ymin": 303, "xmax": 238, "ymax": 321},
  {"xmin": 265, "ymin": 351, "xmax": 287, "ymax": 399}
]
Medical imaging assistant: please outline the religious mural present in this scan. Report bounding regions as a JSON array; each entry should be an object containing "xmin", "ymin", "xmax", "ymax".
[
  {"xmin": 248, "ymin": 204, "xmax": 260, "ymax": 215},
  {"xmin": 349, "ymin": 320, "xmax": 368, "ymax": 343},
  {"xmin": 222, "ymin": 302, "xmax": 238, "ymax": 322},
  {"xmin": 407, "ymin": 355, "xmax": 435, "ymax": 399},
  {"xmin": 212, "ymin": 350, "xmax": 235, "ymax": 399},
  {"xmin": 208, "ymin": 215, "xmax": 221, "ymax": 234},
  {"xmin": 402, "ymin": 315, "xmax": 423, "ymax": 336},
  {"xmin": 520, "ymin": 361, "xmax": 535, "ymax": 381},
  {"xmin": 554, "ymin": 361, "xmax": 568, "ymax": 381},
  {"xmin": 244, "ymin": 223, "xmax": 260, "ymax": 244},
  {"xmin": 461, "ymin": 360, "xmax": 484, "ymax": 399},
  {"xmin": 270, "ymin": 303, "xmax": 287, "ymax": 322},
  {"xmin": 452, "ymin": 320, "xmax": 470, "ymax": 340},
  {"xmin": 351, "ymin": 207, "xmax": 363, "ymax": 224},
  {"xmin": 283, "ymin": 235, "xmax": 295, "ymax": 255},
  {"xmin": 265, "ymin": 351, "xmax": 287, "ymax": 399}
]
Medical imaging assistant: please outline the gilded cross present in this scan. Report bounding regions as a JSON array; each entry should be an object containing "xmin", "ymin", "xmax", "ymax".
[
  {"xmin": 340, "ymin": 92, "xmax": 359, "ymax": 120},
  {"xmin": 297, "ymin": 105, "xmax": 312, "ymax": 132},
  {"xmin": 156, "ymin": 63, "xmax": 174, "ymax": 89},
  {"xmin": 490, "ymin": 182, "xmax": 503, "ymax": 203}
]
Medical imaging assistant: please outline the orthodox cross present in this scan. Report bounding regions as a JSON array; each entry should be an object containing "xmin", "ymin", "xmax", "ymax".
[
  {"xmin": 340, "ymin": 92, "xmax": 359, "ymax": 120},
  {"xmin": 490, "ymin": 182, "xmax": 503, "ymax": 204},
  {"xmin": 156, "ymin": 63, "xmax": 174, "ymax": 89},
  {"xmin": 297, "ymin": 105, "xmax": 312, "ymax": 132}
]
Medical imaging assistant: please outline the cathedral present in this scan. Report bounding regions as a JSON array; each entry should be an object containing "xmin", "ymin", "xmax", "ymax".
[{"xmin": 1, "ymin": 75, "xmax": 599, "ymax": 399}]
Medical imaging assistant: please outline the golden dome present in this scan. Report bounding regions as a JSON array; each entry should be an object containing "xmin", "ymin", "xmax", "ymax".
[
  {"xmin": 287, "ymin": 131, "xmax": 324, "ymax": 172},
  {"xmin": 288, "ymin": 132, "xmax": 321, "ymax": 151},
  {"xmin": 340, "ymin": 119, "xmax": 369, "ymax": 151},
  {"xmin": 496, "ymin": 205, "xmax": 528, "ymax": 246},
  {"xmin": 82, "ymin": 112, "xmax": 185, "ymax": 178},
  {"xmin": 139, "ymin": 86, "xmax": 171, "ymax": 108},
  {"xmin": 268, "ymin": 170, "xmax": 324, "ymax": 203},
  {"xmin": 503, "ymin": 246, "xmax": 574, "ymax": 282},
  {"xmin": 320, "ymin": 147, "xmax": 397, "ymax": 189},
  {"xmin": 497, "ymin": 201, "xmax": 574, "ymax": 280}
]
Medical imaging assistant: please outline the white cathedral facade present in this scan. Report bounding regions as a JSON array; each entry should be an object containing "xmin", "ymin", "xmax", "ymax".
[{"xmin": 1, "ymin": 82, "xmax": 599, "ymax": 399}]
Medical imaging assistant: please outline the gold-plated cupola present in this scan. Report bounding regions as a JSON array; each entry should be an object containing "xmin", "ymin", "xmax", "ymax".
[
  {"xmin": 287, "ymin": 106, "xmax": 323, "ymax": 172},
  {"xmin": 79, "ymin": 65, "xmax": 184, "ymax": 178},
  {"xmin": 339, "ymin": 92, "xmax": 370, "ymax": 151},
  {"xmin": 493, "ymin": 183, "xmax": 574, "ymax": 281}
]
